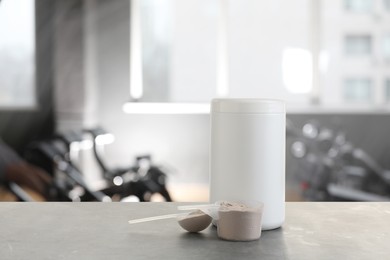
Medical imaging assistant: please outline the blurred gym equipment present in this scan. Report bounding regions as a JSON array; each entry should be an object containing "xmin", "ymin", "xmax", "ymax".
[
  {"xmin": 288, "ymin": 119, "xmax": 390, "ymax": 201},
  {"xmin": 22, "ymin": 127, "xmax": 172, "ymax": 202}
]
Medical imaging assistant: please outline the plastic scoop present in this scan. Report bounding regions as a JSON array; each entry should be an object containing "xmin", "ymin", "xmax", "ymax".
[
  {"xmin": 128, "ymin": 203, "xmax": 220, "ymax": 225},
  {"xmin": 128, "ymin": 210, "xmax": 213, "ymax": 233}
]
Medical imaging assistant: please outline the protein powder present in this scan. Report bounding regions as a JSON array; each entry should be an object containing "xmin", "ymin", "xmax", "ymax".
[{"xmin": 217, "ymin": 201, "xmax": 264, "ymax": 241}]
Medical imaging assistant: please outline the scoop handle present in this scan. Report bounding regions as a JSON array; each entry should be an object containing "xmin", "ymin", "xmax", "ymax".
[{"xmin": 128, "ymin": 213, "xmax": 187, "ymax": 224}]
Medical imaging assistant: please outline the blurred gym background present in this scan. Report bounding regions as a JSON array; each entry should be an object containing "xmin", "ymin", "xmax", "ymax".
[{"xmin": 1, "ymin": 0, "xmax": 390, "ymax": 202}]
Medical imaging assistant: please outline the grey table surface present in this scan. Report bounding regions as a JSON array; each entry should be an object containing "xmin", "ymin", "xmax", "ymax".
[{"xmin": 0, "ymin": 202, "xmax": 389, "ymax": 260}]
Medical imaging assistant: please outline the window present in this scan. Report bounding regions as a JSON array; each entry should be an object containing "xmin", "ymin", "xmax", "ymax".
[
  {"xmin": 134, "ymin": 0, "xmax": 311, "ymax": 104},
  {"xmin": 0, "ymin": 0, "xmax": 36, "ymax": 108},
  {"xmin": 123, "ymin": 0, "xmax": 389, "ymax": 112},
  {"xmin": 137, "ymin": 0, "xmax": 218, "ymax": 103},
  {"xmin": 344, "ymin": 0, "xmax": 373, "ymax": 12},
  {"xmin": 344, "ymin": 78, "xmax": 372, "ymax": 102},
  {"xmin": 345, "ymin": 35, "xmax": 372, "ymax": 55}
]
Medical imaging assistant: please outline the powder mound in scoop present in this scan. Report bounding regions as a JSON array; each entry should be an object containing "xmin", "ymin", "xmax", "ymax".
[{"xmin": 177, "ymin": 210, "xmax": 212, "ymax": 233}]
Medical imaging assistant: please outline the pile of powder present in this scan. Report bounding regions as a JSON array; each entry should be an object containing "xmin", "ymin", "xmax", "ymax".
[
  {"xmin": 217, "ymin": 201, "xmax": 263, "ymax": 241},
  {"xmin": 177, "ymin": 210, "xmax": 212, "ymax": 233}
]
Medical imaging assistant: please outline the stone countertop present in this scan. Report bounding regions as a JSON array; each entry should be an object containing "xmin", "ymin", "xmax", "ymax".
[{"xmin": 0, "ymin": 202, "xmax": 389, "ymax": 260}]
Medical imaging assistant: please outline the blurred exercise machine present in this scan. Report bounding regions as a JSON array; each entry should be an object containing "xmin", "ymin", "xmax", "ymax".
[
  {"xmin": 23, "ymin": 127, "xmax": 172, "ymax": 202},
  {"xmin": 287, "ymin": 120, "xmax": 390, "ymax": 201}
]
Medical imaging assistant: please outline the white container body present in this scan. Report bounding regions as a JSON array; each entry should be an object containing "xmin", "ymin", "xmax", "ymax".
[{"xmin": 210, "ymin": 99, "xmax": 285, "ymax": 230}]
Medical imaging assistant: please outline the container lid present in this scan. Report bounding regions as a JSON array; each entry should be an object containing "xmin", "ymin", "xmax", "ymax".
[{"xmin": 211, "ymin": 99, "xmax": 285, "ymax": 114}]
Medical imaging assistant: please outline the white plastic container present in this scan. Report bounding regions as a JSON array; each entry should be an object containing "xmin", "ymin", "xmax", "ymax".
[{"xmin": 210, "ymin": 99, "xmax": 285, "ymax": 230}]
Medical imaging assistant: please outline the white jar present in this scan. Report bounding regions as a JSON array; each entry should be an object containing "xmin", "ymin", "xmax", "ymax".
[{"xmin": 210, "ymin": 99, "xmax": 285, "ymax": 230}]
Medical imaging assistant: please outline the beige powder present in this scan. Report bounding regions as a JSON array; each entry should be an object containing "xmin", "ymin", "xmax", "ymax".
[
  {"xmin": 217, "ymin": 201, "xmax": 263, "ymax": 241},
  {"xmin": 177, "ymin": 210, "xmax": 212, "ymax": 233}
]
